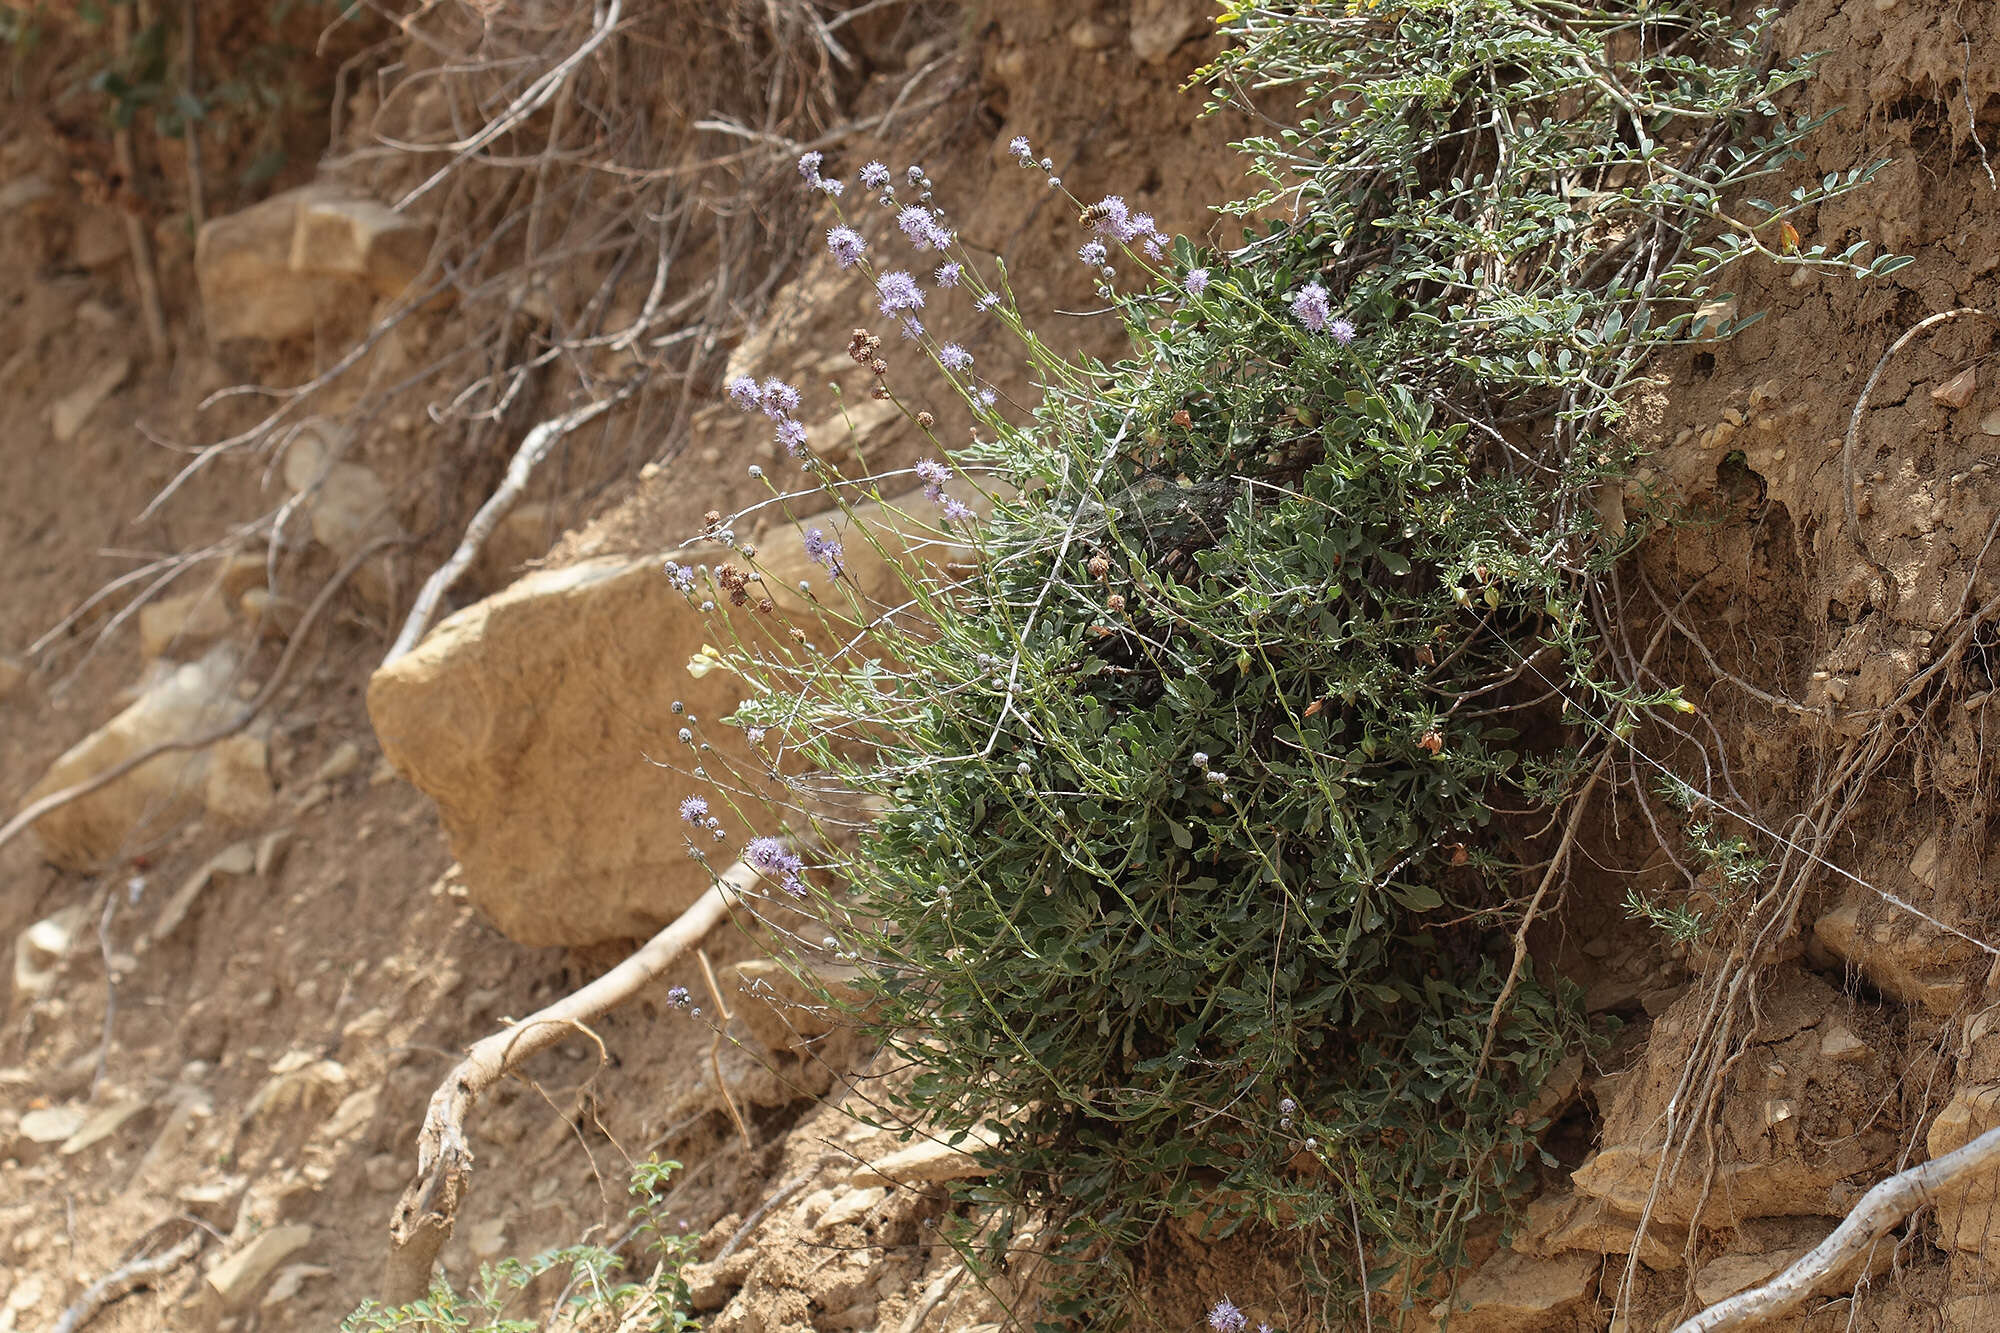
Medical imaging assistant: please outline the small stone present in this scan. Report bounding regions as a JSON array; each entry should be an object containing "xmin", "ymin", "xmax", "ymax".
[
  {"xmin": 205, "ymin": 735, "xmax": 274, "ymax": 826},
  {"xmin": 139, "ymin": 587, "xmax": 236, "ymax": 661},
  {"xmin": 1129, "ymin": 0, "xmax": 1202, "ymax": 61},
  {"xmin": 60, "ymin": 1098, "xmax": 148, "ymax": 1155},
  {"xmin": 1067, "ymin": 19, "xmax": 1116, "ymax": 49},
  {"xmin": 13, "ymin": 905, "xmax": 89, "ymax": 999},
  {"xmin": 205, "ymin": 1225, "xmax": 313, "ymax": 1307},
  {"xmin": 1933, "ymin": 367, "xmax": 1977, "ymax": 409},
  {"xmin": 1691, "ymin": 298, "xmax": 1737, "ymax": 338},
  {"xmin": 255, "ymin": 828, "xmax": 295, "ymax": 879},
  {"xmin": 49, "ymin": 356, "xmax": 131, "ymax": 442},
  {"xmin": 847, "ymin": 1127, "xmax": 999, "ymax": 1188},
  {"xmin": 1819, "ymin": 1023, "xmax": 1870, "ymax": 1063},
  {"xmin": 314, "ymin": 741, "xmax": 363, "ymax": 785},
  {"xmin": 815, "ymin": 1185, "xmax": 887, "ymax": 1231},
  {"xmin": 18, "ymin": 1105, "xmax": 87, "ymax": 1145},
  {"xmin": 0, "ymin": 655, "xmax": 26, "ymax": 700},
  {"xmin": 150, "ymin": 842, "xmax": 254, "ymax": 943},
  {"xmin": 239, "ymin": 589, "xmax": 302, "ymax": 640},
  {"xmin": 259, "ymin": 1264, "xmax": 332, "ymax": 1308},
  {"xmin": 1693, "ymin": 1250, "xmax": 1795, "ymax": 1305},
  {"xmin": 1982, "ymin": 409, "xmax": 2000, "ymax": 437},
  {"xmin": 466, "ymin": 1218, "xmax": 508, "ymax": 1259}
]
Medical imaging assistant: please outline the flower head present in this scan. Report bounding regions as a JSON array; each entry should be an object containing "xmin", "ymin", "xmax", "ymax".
[
  {"xmin": 726, "ymin": 376, "xmax": 761, "ymax": 411},
  {"xmin": 1183, "ymin": 267, "xmax": 1210, "ymax": 298},
  {"xmin": 804, "ymin": 527, "xmax": 844, "ymax": 577},
  {"xmin": 1091, "ymin": 195, "xmax": 1131, "ymax": 239},
  {"xmin": 898, "ymin": 204, "xmax": 953, "ymax": 252},
  {"xmin": 679, "ymin": 795, "xmax": 709, "ymax": 824},
  {"xmin": 1008, "ymin": 134, "xmax": 1032, "ymax": 161},
  {"xmin": 1143, "ymin": 232, "xmax": 1168, "ymax": 261},
  {"xmin": 746, "ymin": 836, "xmax": 803, "ymax": 877},
  {"xmin": 1208, "ymin": 1299, "xmax": 1249, "ymax": 1333},
  {"xmin": 776, "ymin": 418, "xmax": 809, "ymax": 457},
  {"xmin": 826, "ymin": 225, "xmax": 866, "ymax": 268},
  {"xmin": 859, "ymin": 160, "xmax": 890, "ymax": 190},
  {"xmin": 1290, "ymin": 281, "xmax": 1333, "ymax": 333},
  {"xmin": 666, "ymin": 985, "xmax": 691, "ymax": 1008},
  {"xmin": 663, "ymin": 560, "xmax": 696, "ymax": 592},
  {"xmin": 1328, "ymin": 316, "xmax": 1357, "ymax": 345},
  {"xmin": 974, "ymin": 291, "xmax": 1000, "ymax": 312},
  {"xmin": 941, "ymin": 496, "xmax": 973, "ymax": 522},
  {"xmin": 797, "ymin": 150, "xmax": 823, "ymax": 184},
  {"xmin": 939, "ymin": 343, "xmax": 973, "ymax": 371},
  {"xmin": 934, "ymin": 261, "xmax": 962, "ymax": 288},
  {"xmin": 900, "ymin": 315, "xmax": 925, "ymax": 341},
  {"xmin": 1078, "ymin": 240, "xmax": 1108, "ymax": 268},
  {"xmin": 876, "ymin": 270, "xmax": 925, "ymax": 315},
  {"xmin": 915, "ymin": 458, "xmax": 950, "ymax": 500},
  {"xmin": 760, "ymin": 377, "xmax": 800, "ymax": 419},
  {"xmin": 977, "ymin": 386, "xmax": 997, "ymax": 407}
]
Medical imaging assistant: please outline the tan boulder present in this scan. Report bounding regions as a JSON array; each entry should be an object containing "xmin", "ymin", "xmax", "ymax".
[
  {"xmin": 1424, "ymin": 1250, "xmax": 1596, "ymax": 1333},
  {"xmin": 1571, "ymin": 970, "xmax": 1899, "ymax": 1228},
  {"xmin": 1811, "ymin": 896, "xmax": 1975, "ymax": 1015},
  {"xmin": 196, "ymin": 185, "xmax": 432, "ymax": 343},
  {"xmin": 139, "ymin": 585, "xmax": 236, "ymax": 660},
  {"xmin": 368, "ymin": 490, "xmax": 972, "ymax": 946},
  {"xmin": 1928, "ymin": 1082, "xmax": 2000, "ymax": 1252},
  {"xmin": 23, "ymin": 647, "xmax": 259, "ymax": 869}
]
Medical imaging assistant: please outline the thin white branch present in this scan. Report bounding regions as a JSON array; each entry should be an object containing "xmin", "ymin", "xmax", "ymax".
[
  {"xmin": 1671, "ymin": 1123, "xmax": 2000, "ymax": 1331},
  {"xmin": 383, "ymin": 384, "xmax": 634, "ymax": 667}
]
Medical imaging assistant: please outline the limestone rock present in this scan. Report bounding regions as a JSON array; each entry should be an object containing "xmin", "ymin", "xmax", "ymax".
[
  {"xmin": 1692, "ymin": 1250, "xmax": 1794, "ymax": 1306},
  {"xmin": 0, "ymin": 654, "xmax": 26, "ymax": 700},
  {"xmin": 204, "ymin": 734, "xmax": 274, "ymax": 827},
  {"xmin": 1928, "ymin": 1082, "xmax": 2000, "ymax": 1252},
  {"xmin": 1514, "ymin": 1190, "xmax": 1685, "ymax": 1271},
  {"xmin": 847, "ymin": 1126, "xmax": 999, "ymax": 1189},
  {"xmin": 370, "ymin": 491, "xmax": 973, "ymax": 945},
  {"xmin": 815, "ymin": 1185, "xmax": 887, "ymax": 1231},
  {"xmin": 197, "ymin": 186, "xmax": 430, "ymax": 343},
  {"xmin": 23, "ymin": 647, "xmax": 251, "ymax": 869},
  {"xmin": 197, "ymin": 192, "xmax": 343, "ymax": 343},
  {"xmin": 290, "ymin": 195, "xmax": 432, "ymax": 296},
  {"xmin": 205, "ymin": 1224, "xmax": 313, "ymax": 1307},
  {"xmin": 13, "ymin": 904, "xmax": 89, "ymax": 1000},
  {"xmin": 1946, "ymin": 1295, "xmax": 2000, "ymax": 1332},
  {"xmin": 139, "ymin": 585, "xmax": 236, "ymax": 660},
  {"xmin": 1933, "ymin": 367, "xmax": 1977, "ymax": 409},
  {"xmin": 1425, "ymin": 1250, "xmax": 1596, "ymax": 1333},
  {"xmin": 151, "ymin": 842, "xmax": 255, "ymax": 944},
  {"xmin": 1812, "ymin": 896, "xmax": 1974, "ymax": 1015},
  {"xmin": 59, "ymin": 1097, "xmax": 148, "ymax": 1156},
  {"xmin": 1570, "ymin": 970, "xmax": 1898, "ymax": 1227},
  {"xmin": 18, "ymin": 1105, "xmax": 86, "ymax": 1146},
  {"xmin": 49, "ymin": 356, "xmax": 130, "ymax": 442},
  {"xmin": 1129, "ymin": 0, "xmax": 1203, "ymax": 62}
]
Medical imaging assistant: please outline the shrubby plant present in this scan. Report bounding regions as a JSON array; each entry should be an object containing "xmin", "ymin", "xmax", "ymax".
[{"xmin": 669, "ymin": 2, "xmax": 1899, "ymax": 1325}]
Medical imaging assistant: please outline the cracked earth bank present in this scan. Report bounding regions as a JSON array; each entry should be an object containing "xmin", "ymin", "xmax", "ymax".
[{"xmin": 5, "ymin": 0, "xmax": 2000, "ymax": 1330}]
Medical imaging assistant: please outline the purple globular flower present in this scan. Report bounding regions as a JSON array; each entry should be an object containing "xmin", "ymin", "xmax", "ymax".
[
  {"xmin": 1208, "ymin": 1299, "xmax": 1249, "ymax": 1333},
  {"xmin": 826, "ymin": 226, "xmax": 866, "ymax": 268},
  {"xmin": 941, "ymin": 496, "xmax": 973, "ymax": 522},
  {"xmin": 1091, "ymin": 195, "xmax": 1131, "ymax": 239},
  {"xmin": 1290, "ymin": 281, "xmax": 1333, "ymax": 333},
  {"xmin": 760, "ymin": 377, "xmax": 801, "ymax": 419},
  {"xmin": 859, "ymin": 161, "xmax": 890, "ymax": 190},
  {"xmin": 898, "ymin": 204, "xmax": 953, "ymax": 252},
  {"xmin": 900, "ymin": 315, "xmax": 924, "ymax": 341},
  {"xmin": 776, "ymin": 418, "xmax": 809, "ymax": 457},
  {"xmin": 934, "ymin": 261, "xmax": 962, "ymax": 288},
  {"xmin": 939, "ymin": 343, "xmax": 973, "ymax": 371},
  {"xmin": 726, "ymin": 376, "xmax": 760, "ymax": 412},
  {"xmin": 876, "ymin": 270, "xmax": 925, "ymax": 315},
  {"xmin": 666, "ymin": 985, "xmax": 691, "ymax": 1008},
  {"xmin": 1184, "ymin": 267, "xmax": 1210, "ymax": 298},
  {"xmin": 781, "ymin": 872, "xmax": 807, "ymax": 898},
  {"xmin": 1328, "ymin": 316, "xmax": 1357, "ymax": 346},
  {"xmin": 1129, "ymin": 212, "xmax": 1156, "ymax": 239},
  {"xmin": 1078, "ymin": 239, "xmax": 1108, "ymax": 268},
  {"xmin": 797, "ymin": 150, "xmax": 823, "ymax": 184},
  {"xmin": 663, "ymin": 560, "xmax": 695, "ymax": 592},
  {"xmin": 818, "ymin": 177, "xmax": 844, "ymax": 197},
  {"xmin": 679, "ymin": 795, "xmax": 709, "ymax": 824},
  {"xmin": 974, "ymin": 292, "xmax": 1000, "ymax": 312},
  {"xmin": 977, "ymin": 387, "xmax": 997, "ymax": 408},
  {"xmin": 746, "ymin": 836, "xmax": 804, "ymax": 877},
  {"xmin": 915, "ymin": 458, "xmax": 950, "ymax": 501},
  {"xmin": 1008, "ymin": 135, "xmax": 1032, "ymax": 161},
  {"xmin": 803, "ymin": 527, "xmax": 844, "ymax": 577},
  {"xmin": 1143, "ymin": 232, "xmax": 1168, "ymax": 261}
]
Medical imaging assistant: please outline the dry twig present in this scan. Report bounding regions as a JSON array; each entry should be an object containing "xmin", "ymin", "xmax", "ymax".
[{"xmin": 45, "ymin": 1226, "xmax": 204, "ymax": 1333}]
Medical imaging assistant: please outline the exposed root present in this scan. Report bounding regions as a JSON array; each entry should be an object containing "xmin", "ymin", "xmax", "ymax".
[
  {"xmin": 382, "ymin": 861, "xmax": 751, "ymax": 1304},
  {"xmin": 1671, "ymin": 1123, "xmax": 2000, "ymax": 1331},
  {"xmin": 46, "ymin": 1225, "xmax": 204, "ymax": 1333},
  {"xmin": 383, "ymin": 384, "xmax": 637, "ymax": 667}
]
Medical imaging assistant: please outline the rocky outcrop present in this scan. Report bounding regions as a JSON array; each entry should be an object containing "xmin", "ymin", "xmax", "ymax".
[
  {"xmin": 23, "ymin": 647, "xmax": 272, "ymax": 868},
  {"xmin": 1569, "ymin": 970, "xmax": 1900, "ymax": 1229},
  {"xmin": 195, "ymin": 186, "xmax": 433, "ymax": 343},
  {"xmin": 369, "ymin": 490, "xmax": 975, "ymax": 946}
]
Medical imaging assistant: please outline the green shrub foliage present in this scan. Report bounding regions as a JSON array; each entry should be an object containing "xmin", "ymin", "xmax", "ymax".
[{"xmin": 687, "ymin": 1, "xmax": 1897, "ymax": 1324}]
